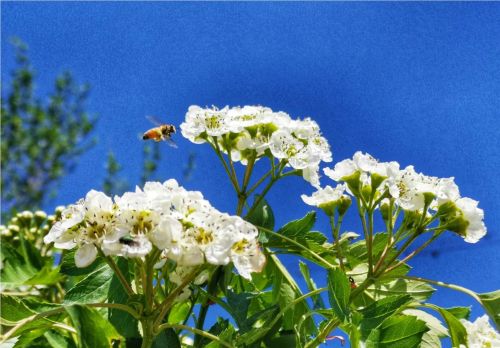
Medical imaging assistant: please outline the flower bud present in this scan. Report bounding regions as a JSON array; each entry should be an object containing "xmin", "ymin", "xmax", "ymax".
[
  {"xmin": 361, "ymin": 184, "xmax": 372, "ymax": 203},
  {"xmin": 8, "ymin": 224, "xmax": 20, "ymax": 233},
  {"xmin": 336, "ymin": 196, "xmax": 352, "ymax": 216},
  {"xmin": 21, "ymin": 211, "xmax": 34, "ymax": 220},
  {"xmin": 380, "ymin": 199, "xmax": 391, "ymax": 221},
  {"xmin": 371, "ymin": 173, "xmax": 387, "ymax": 191},
  {"xmin": 34, "ymin": 211, "xmax": 47, "ymax": 225},
  {"xmin": 343, "ymin": 171, "xmax": 361, "ymax": 196}
]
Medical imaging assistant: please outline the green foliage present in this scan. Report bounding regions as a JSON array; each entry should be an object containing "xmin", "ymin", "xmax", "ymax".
[
  {"xmin": 103, "ymin": 151, "xmax": 129, "ymax": 196},
  {"xmin": 365, "ymin": 315, "xmax": 429, "ymax": 348},
  {"xmin": 66, "ymin": 305, "xmax": 123, "ymax": 347},
  {"xmin": 1, "ymin": 39, "xmax": 96, "ymax": 213},
  {"xmin": 327, "ymin": 268, "xmax": 351, "ymax": 323}
]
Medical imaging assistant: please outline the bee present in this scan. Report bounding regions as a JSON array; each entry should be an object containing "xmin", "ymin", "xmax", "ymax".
[{"xmin": 142, "ymin": 116, "xmax": 177, "ymax": 147}]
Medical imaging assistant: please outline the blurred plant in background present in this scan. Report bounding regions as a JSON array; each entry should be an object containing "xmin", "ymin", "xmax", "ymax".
[{"xmin": 1, "ymin": 38, "xmax": 96, "ymax": 216}]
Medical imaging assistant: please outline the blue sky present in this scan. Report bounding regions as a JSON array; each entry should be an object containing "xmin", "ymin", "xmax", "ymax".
[{"xmin": 2, "ymin": 2, "xmax": 499, "ymax": 343}]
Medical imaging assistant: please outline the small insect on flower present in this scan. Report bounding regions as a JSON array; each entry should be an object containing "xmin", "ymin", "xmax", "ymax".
[
  {"xmin": 142, "ymin": 115, "xmax": 177, "ymax": 147},
  {"xmin": 119, "ymin": 236, "xmax": 139, "ymax": 247}
]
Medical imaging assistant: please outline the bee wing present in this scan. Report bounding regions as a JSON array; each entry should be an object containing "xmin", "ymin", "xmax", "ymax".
[
  {"xmin": 165, "ymin": 137, "xmax": 178, "ymax": 148},
  {"xmin": 146, "ymin": 115, "xmax": 162, "ymax": 126}
]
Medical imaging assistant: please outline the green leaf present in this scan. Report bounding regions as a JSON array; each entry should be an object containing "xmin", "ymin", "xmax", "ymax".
[
  {"xmin": 277, "ymin": 211, "xmax": 316, "ymax": 236},
  {"xmin": 60, "ymin": 250, "xmax": 103, "ymax": 276},
  {"xmin": 64, "ymin": 264, "xmax": 113, "ymax": 304},
  {"xmin": 420, "ymin": 331, "xmax": 442, "ymax": 348},
  {"xmin": 327, "ymin": 268, "xmax": 351, "ymax": 322},
  {"xmin": 43, "ymin": 330, "xmax": 76, "ymax": 348},
  {"xmin": 0, "ymin": 242, "xmax": 37, "ymax": 287},
  {"xmin": 167, "ymin": 301, "xmax": 191, "ymax": 324},
  {"xmin": 445, "ymin": 306, "xmax": 471, "ymax": 320},
  {"xmin": 403, "ymin": 309, "xmax": 448, "ymax": 337},
  {"xmin": 367, "ymin": 278, "xmax": 435, "ymax": 302},
  {"xmin": 278, "ymin": 283, "xmax": 296, "ymax": 330},
  {"xmin": 359, "ymin": 295, "xmax": 412, "ymax": 337},
  {"xmin": 366, "ymin": 315, "xmax": 428, "ymax": 348},
  {"xmin": 0, "ymin": 295, "xmax": 62, "ymax": 338},
  {"xmin": 108, "ymin": 258, "xmax": 139, "ymax": 338},
  {"xmin": 66, "ymin": 305, "xmax": 123, "ymax": 348},
  {"xmin": 225, "ymin": 290, "xmax": 253, "ymax": 331},
  {"xmin": 24, "ymin": 265, "xmax": 64, "ymax": 286},
  {"xmin": 478, "ymin": 290, "xmax": 500, "ymax": 330},
  {"xmin": 201, "ymin": 318, "xmax": 235, "ymax": 348},
  {"xmin": 246, "ymin": 195, "xmax": 275, "ymax": 230},
  {"xmin": 430, "ymin": 305, "xmax": 467, "ymax": 347},
  {"xmin": 152, "ymin": 328, "xmax": 181, "ymax": 348},
  {"xmin": 298, "ymin": 261, "xmax": 325, "ymax": 309}
]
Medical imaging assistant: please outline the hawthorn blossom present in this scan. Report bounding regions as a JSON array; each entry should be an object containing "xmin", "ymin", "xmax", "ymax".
[
  {"xmin": 43, "ymin": 180, "xmax": 266, "ymax": 279},
  {"xmin": 180, "ymin": 105, "xmax": 332, "ymax": 186},
  {"xmin": 460, "ymin": 315, "xmax": 500, "ymax": 348},
  {"xmin": 454, "ymin": 198, "xmax": 487, "ymax": 243}
]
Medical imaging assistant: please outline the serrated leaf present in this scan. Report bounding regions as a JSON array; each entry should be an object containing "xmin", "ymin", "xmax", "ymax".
[
  {"xmin": 327, "ymin": 268, "xmax": 351, "ymax": 323},
  {"xmin": 277, "ymin": 211, "xmax": 316, "ymax": 237},
  {"xmin": 108, "ymin": 258, "xmax": 139, "ymax": 338},
  {"xmin": 152, "ymin": 328, "xmax": 180, "ymax": 348},
  {"xmin": 403, "ymin": 309, "xmax": 448, "ymax": 337},
  {"xmin": 478, "ymin": 290, "xmax": 500, "ymax": 330},
  {"xmin": 445, "ymin": 306, "xmax": 471, "ymax": 320},
  {"xmin": 278, "ymin": 283, "xmax": 296, "ymax": 330},
  {"xmin": 359, "ymin": 295, "xmax": 412, "ymax": 338},
  {"xmin": 64, "ymin": 264, "xmax": 113, "ymax": 304},
  {"xmin": 60, "ymin": 250, "xmax": 103, "ymax": 276},
  {"xmin": 366, "ymin": 315, "xmax": 429, "ymax": 348},
  {"xmin": 66, "ymin": 305, "xmax": 123, "ymax": 348},
  {"xmin": 0, "ymin": 242, "xmax": 37, "ymax": 286},
  {"xmin": 24, "ymin": 265, "xmax": 64, "ymax": 286},
  {"xmin": 246, "ymin": 195, "xmax": 275, "ymax": 230},
  {"xmin": 429, "ymin": 305, "xmax": 467, "ymax": 347},
  {"xmin": 167, "ymin": 301, "xmax": 191, "ymax": 324},
  {"xmin": 298, "ymin": 261, "xmax": 325, "ymax": 309},
  {"xmin": 368, "ymin": 279, "xmax": 435, "ymax": 302}
]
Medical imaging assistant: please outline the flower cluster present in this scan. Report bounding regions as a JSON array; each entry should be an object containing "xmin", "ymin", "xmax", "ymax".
[
  {"xmin": 43, "ymin": 180, "xmax": 265, "ymax": 279},
  {"xmin": 303, "ymin": 151, "xmax": 487, "ymax": 243},
  {"xmin": 460, "ymin": 315, "xmax": 500, "ymax": 348},
  {"xmin": 180, "ymin": 105, "xmax": 332, "ymax": 187}
]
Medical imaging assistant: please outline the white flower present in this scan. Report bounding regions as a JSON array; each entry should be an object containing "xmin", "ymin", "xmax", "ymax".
[
  {"xmin": 302, "ymin": 164, "xmax": 321, "ymax": 189},
  {"xmin": 324, "ymin": 159, "xmax": 357, "ymax": 181},
  {"xmin": 43, "ymin": 190, "xmax": 115, "ymax": 267},
  {"xmin": 460, "ymin": 315, "xmax": 500, "ymax": 348},
  {"xmin": 455, "ymin": 197, "xmax": 487, "ymax": 243},
  {"xmin": 301, "ymin": 184, "xmax": 348, "ymax": 207},
  {"xmin": 386, "ymin": 166, "xmax": 440, "ymax": 211},
  {"xmin": 230, "ymin": 238, "xmax": 266, "ymax": 280}
]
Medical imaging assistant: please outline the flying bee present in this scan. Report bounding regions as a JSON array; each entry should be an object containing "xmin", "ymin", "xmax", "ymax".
[{"xmin": 142, "ymin": 115, "xmax": 177, "ymax": 147}]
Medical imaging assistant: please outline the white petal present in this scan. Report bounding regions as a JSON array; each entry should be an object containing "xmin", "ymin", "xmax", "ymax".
[{"xmin": 75, "ymin": 244, "xmax": 98, "ymax": 268}]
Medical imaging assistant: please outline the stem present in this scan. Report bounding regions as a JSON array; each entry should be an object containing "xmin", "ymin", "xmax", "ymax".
[
  {"xmin": 154, "ymin": 267, "xmax": 203, "ymax": 327},
  {"xmin": 305, "ymin": 318, "xmax": 341, "ymax": 348},
  {"xmin": 101, "ymin": 252, "xmax": 134, "ymax": 296},
  {"xmin": 210, "ymin": 138, "xmax": 240, "ymax": 194},
  {"xmin": 330, "ymin": 215, "xmax": 345, "ymax": 271},
  {"xmin": 258, "ymin": 225, "xmax": 334, "ymax": 268},
  {"xmin": 194, "ymin": 266, "xmax": 223, "ymax": 347},
  {"xmin": 141, "ymin": 318, "xmax": 155, "ymax": 348},
  {"xmin": 367, "ymin": 209, "xmax": 375, "ymax": 275},
  {"xmin": 384, "ymin": 230, "xmax": 444, "ymax": 274},
  {"xmin": 356, "ymin": 199, "xmax": 372, "ymax": 276},
  {"xmin": 246, "ymin": 168, "xmax": 273, "ymax": 197},
  {"xmin": 374, "ymin": 233, "xmax": 418, "ymax": 276},
  {"xmin": 156, "ymin": 323, "xmax": 234, "ymax": 348}
]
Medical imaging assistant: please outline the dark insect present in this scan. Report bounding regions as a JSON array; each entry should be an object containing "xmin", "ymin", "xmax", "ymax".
[{"xmin": 119, "ymin": 236, "xmax": 138, "ymax": 246}]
